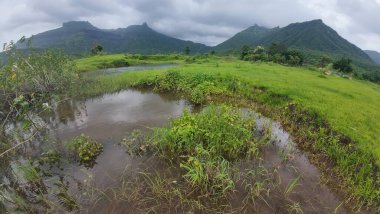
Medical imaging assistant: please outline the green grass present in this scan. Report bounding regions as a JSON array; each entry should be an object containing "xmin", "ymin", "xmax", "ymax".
[
  {"xmin": 80, "ymin": 59, "xmax": 380, "ymax": 163},
  {"xmin": 74, "ymin": 53, "xmax": 186, "ymax": 72}
]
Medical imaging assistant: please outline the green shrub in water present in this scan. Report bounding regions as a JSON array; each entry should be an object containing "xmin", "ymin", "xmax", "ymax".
[
  {"xmin": 152, "ymin": 105, "xmax": 257, "ymax": 160},
  {"xmin": 150, "ymin": 105, "xmax": 260, "ymax": 194},
  {"xmin": 68, "ymin": 134, "xmax": 103, "ymax": 166}
]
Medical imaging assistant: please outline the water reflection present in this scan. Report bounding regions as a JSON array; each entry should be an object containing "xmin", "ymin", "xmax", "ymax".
[{"xmin": 83, "ymin": 63, "xmax": 178, "ymax": 77}]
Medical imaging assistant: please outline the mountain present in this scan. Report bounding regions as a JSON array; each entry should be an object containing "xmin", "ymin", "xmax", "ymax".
[
  {"xmin": 365, "ymin": 50, "xmax": 380, "ymax": 65},
  {"xmin": 16, "ymin": 21, "xmax": 210, "ymax": 56},
  {"xmin": 215, "ymin": 19, "xmax": 373, "ymax": 64},
  {"xmin": 214, "ymin": 25, "xmax": 278, "ymax": 51}
]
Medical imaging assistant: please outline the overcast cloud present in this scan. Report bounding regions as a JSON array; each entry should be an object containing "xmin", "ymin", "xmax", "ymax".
[{"xmin": 0, "ymin": 0, "xmax": 379, "ymax": 52}]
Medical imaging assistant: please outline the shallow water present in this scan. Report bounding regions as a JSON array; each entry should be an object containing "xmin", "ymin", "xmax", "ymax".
[
  {"xmin": 1, "ymin": 90, "xmax": 359, "ymax": 213},
  {"xmin": 83, "ymin": 63, "xmax": 178, "ymax": 77}
]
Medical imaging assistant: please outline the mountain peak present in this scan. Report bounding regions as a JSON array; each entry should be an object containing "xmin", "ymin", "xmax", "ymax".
[
  {"xmin": 302, "ymin": 19, "xmax": 326, "ymax": 26},
  {"xmin": 62, "ymin": 21, "xmax": 96, "ymax": 30}
]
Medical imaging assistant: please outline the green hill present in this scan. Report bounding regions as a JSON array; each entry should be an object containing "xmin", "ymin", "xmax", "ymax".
[
  {"xmin": 214, "ymin": 25, "xmax": 278, "ymax": 52},
  {"xmin": 215, "ymin": 20, "xmax": 373, "ymax": 62},
  {"xmin": 365, "ymin": 50, "xmax": 380, "ymax": 65},
  {"xmin": 16, "ymin": 21, "xmax": 210, "ymax": 56}
]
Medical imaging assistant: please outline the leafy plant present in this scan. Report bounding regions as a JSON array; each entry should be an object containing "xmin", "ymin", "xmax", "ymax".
[{"xmin": 67, "ymin": 134, "xmax": 103, "ymax": 167}]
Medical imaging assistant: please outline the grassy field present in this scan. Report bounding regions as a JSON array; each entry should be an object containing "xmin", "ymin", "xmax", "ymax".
[
  {"xmin": 79, "ymin": 56, "xmax": 380, "ymax": 163},
  {"xmin": 75, "ymin": 53, "xmax": 185, "ymax": 72}
]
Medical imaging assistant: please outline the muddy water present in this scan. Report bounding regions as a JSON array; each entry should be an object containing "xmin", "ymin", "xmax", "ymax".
[
  {"xmin": 250, "ymin": 115, "xmax": 351, "ymax": 213},
  {"xmin": 50, "ymin": 90, "xmax": 189, "ymax": 190},
  {"xmin": 1, "ymin": 89, "xmax": 357, "ymax": 213},
  {"xmin": 83, "ymin": 63, "xmax": 178, "ymax": 77}
]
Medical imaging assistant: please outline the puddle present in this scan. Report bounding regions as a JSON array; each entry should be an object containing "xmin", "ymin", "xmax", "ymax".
[
  {"xmin": 83, "ymin": 63, "xmax": 178, "ymax": 77},
  {"xmin": 0, "ymin": 90, "xmax": 359, "ymax": 213}
]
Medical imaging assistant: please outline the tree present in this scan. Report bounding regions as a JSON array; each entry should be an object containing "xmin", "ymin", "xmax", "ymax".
[
  {"xmin": 333, "ymin": 57, "xmax": 353, "ymax": 73},
  {"xmin": 268, "ymin": 43, "xmax": 288, "ymax": 56},
  {"xmin": 319, "ymin": 55, "xmax": 333, "ymax": 68},
  {"xmin": 240, "ymin": 45, "xmax": 251, "ymax": 60},
  {"xmin": 184, "ymin": 46, "xmax": 191, "ymax": 55},
  {"xmin": 285, "ymin": 50, "xmax": 304, "ymax": 66},
  {"xmin": 249, "ymin": 46, "xmax": 268, "ymax": 61},
  {"xmin": 91, "ymin": 44, "xmax": 103, "ymax": 55}
]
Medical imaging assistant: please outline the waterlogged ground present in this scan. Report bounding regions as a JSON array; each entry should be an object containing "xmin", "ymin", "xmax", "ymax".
[
  {"xmin": 1, "ymin": 89, "xmax": 360, "ymax": 213},
  {"xmin": 83, "ymin": 63, "xmax": 178, "ymax": 77}
]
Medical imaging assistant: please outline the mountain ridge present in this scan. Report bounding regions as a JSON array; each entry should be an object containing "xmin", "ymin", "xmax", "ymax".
[
  {"xmin": 16, "ymin": 21, "xmax": 210, "ymax": 56},
  {"xmin": 215, "ymin": 19, "xmax": 373, "ymax": 64},
  {"xmin": 365, "ymin": 50, "xmax": 380, "ymax": 65}
]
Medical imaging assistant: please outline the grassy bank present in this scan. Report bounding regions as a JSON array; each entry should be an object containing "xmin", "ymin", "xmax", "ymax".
[
  {"xmin": 78, "ymin": 57, "xmax": 380, "ymax": 209},
  {"xmin": 74, "ymin": 53, "xmax": 187, "ymax": 72}
]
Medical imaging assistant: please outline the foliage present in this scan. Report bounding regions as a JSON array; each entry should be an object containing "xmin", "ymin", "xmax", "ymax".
[
  {"xmin": 67, "ymin": 134, "xmax": 103, "ymax": 166},
  {"xmin": 319, "ymin": 55, "xmax": 333, "ymax": 67},
  {"xmin": 184, "ymin": 46, "xmax": 191, "ymax": 55},
  {"xmin": 152, "ymin": 105, "xmax": 257, "ymax": 160},
  {"xmin": 333, "ymin": 57, "xmax": 353, "ymax": 73},
  {"xmin": 0, "ymin": 47, "xmax": 78, "ymax": 94},
  {"xmin": 0, "ymin": 41, "xmax": 80, "ymax": 157},
  {"xmin": 268, "ymin": 43, "xmax": 288, "ymax": 56},
  {"xmin": 240, "ymin": 45, "xmax": 251, "ymax": 60},
  {"xmin": 150, "ymin": 105, "xmax": 259, "ymax": 194},
  {"xmin": 240, "ymin": 44, "xmax": 304, "ymax": 66},
  {"xmin": 91, "ymin": 44, "xmax": 103, "ymax": 55}
]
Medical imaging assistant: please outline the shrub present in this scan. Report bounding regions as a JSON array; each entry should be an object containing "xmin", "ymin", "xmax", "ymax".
[
  {"xmin": 151, "ymin": 105, "xmax": 257, "ymax": 160},
  {"xmin": 111, "ymin": 59, "xmax": 129, "ymax": 67},
  {"xmin": 67, "ymin": 134, "xmax": 103, "ymax": 166}
]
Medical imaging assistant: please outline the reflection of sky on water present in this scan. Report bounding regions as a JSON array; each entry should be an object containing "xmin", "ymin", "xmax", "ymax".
[{"xmin": 55, "ymin": 90, "xmax": 187, "ymax": 140}]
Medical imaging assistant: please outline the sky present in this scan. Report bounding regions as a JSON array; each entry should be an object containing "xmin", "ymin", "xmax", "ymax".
[{"xmin": 0, "ymin": 0, "xmax": 380, "ymax": 52}]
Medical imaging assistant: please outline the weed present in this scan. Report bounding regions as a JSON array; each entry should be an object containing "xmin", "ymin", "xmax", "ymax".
[
  {"xmin": 67, "ymin": 134, "xmax": 103, "ymax": 167},
  {"xmin": 287, "ymin": 201, "xmax": 303, "ymax": 214}
]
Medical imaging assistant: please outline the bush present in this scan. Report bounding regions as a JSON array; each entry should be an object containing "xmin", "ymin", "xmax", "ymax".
[
  {"xmin": 67, "ymin": 134, "xmax": 103, "ymax": 167},
  {"xmin": 0, "ymin": 50, "xmax": 78, "ymax": 94},
  {"xmin": 150, "ymin": 105, "xmax": 260, "ymax": 194},
  {"xmin": 111, "ymin": 59, "xmax": 130, "ymax": 67},
  {"xmin": 151, "ymin": 105, "xmax": 257, "ymax": 160},
  {"xmin": 333, "ymin": 57, "xmax": 353, "ymax": 73}
]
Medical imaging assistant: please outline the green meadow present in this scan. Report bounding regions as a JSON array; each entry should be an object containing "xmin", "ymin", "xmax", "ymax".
[{"xmin": 77, "ymin": 56, "xmax": 380, "ymax": 164}]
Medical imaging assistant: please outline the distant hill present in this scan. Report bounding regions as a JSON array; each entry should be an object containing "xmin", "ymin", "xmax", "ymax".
[
  {"xmin": 365, "ymin": 50, "xmax": 380, "ymax": 65},
  {"xmin": 214, "ymin": 25, "xmax": 278, "ymax": 52},
  {"xmin": 215, "ymin": 19, "xmax": 373, "ymax": 64},
  {"xmin": 16, "ymin": 21, "xmax": 210, "ymax": 56}
]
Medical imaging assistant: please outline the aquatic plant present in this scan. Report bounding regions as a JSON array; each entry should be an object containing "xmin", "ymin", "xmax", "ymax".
[{"xmin": 67, "ymin": 134, "xmax": 103, "ymax": 167}]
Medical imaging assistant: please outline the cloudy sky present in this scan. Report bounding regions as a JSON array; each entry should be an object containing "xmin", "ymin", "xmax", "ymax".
[{"xmin": 1, "ymin": 0, "xmax": 380, "ymax": 52}]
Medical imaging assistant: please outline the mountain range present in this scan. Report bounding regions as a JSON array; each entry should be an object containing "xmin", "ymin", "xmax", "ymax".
[
  {"xmin": 215, "ymin": 20, "xmax": 373, "ymax": 65},
  {"xmin": 16, "ymin": 21, "xmax": 209, "ymax": 55},
  {"xmin": 364, "ymin": 50, "xmax": 380, "ymax": 65},
  {"xmin": 11, "ymin": 19, "xmax": 380, "ymax": 72}
]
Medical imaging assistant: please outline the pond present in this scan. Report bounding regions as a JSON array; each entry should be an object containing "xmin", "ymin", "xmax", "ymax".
[
  {"xmin": 83, "ymin": 63, "xmax": 178, "ymax": 77},
  {"xmin": 0, "ymin": 89, "xmax": 358, "ymax": 213}
]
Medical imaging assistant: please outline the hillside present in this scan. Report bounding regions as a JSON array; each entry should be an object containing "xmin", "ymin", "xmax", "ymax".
[
  {"xmin": 365, "ymin": 50, "xmax": 380, "ymax": 65},
  {"xmin": 215, "ymin": 20, "xmax": 373, "ymax": 63},
  {"xmin": 214, "ymin": 25, "xmax": 278, "ymax": 51},
  {"xmin": 16, "ymin": 21, "xmax": 210, "ymax": 56}
]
